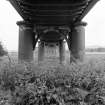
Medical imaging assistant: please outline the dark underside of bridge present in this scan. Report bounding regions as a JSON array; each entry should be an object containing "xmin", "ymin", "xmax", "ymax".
[
  {"xmin": 8, "ymin": 0, "xmax": 99, "ymax": 63},
  {"xmin": 9, "ymin": 0, "xmax": 99, "ymax": 41},
  {"xmin": 9, "ymin": 0, "xmax": 98, "ymax": 26}
]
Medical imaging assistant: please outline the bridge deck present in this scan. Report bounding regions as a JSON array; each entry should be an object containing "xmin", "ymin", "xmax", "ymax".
[{"xmin": 8, "ymin": 0, "xmax": 99, "ymax": 26}]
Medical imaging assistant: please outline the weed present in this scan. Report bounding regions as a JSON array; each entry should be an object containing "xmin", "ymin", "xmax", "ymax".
[{"xmin": 0, "ymin": 55, "xmax": 105, "ymax": 105}]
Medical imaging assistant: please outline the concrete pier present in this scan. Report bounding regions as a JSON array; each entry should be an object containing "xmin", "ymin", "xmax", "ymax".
[
  {"xmin": 38, "ymin": 41, "xmax": 45, "ymax": 63},
  {"xmin": 59, "ymin": 40, "xmax": 66, "ymax": 64},
  {"xmin": 17, "ymin": 21, "xmax": 34, "ymax": 62},
  {"xmin": 70, "ymin": 22, "xmax": 86, "ymax": 62}
]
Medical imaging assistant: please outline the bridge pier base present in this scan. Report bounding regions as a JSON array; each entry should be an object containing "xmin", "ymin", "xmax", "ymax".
[
  {"xmin": 59, "ymin": 40, "xmax": 65, "ymax": 64},
  {"xmin": 38, "ymin": 41, "xmax": 45, "ymax": 64},
  {"xmin": 17, "ymin": 21, "xmax": 34, "ymax": 62},
  {"xmin": 70, "ymin": 22, "xmax": 86, "ymax": 63}
]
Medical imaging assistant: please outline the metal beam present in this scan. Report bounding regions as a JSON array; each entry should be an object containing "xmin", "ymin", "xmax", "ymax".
[
  {"xmin": 20, "ymin": 3, "xmax": 86, "ymax": 11},
  {"xmin": 21, "ymin": 8, "xmax": 85, "ymax": 17},
  {"xmin": 8, "ymin": 0, "xmax": 25, "ymax": 19},
  {"xmin": 18, "ymin": 1, "xmax": 87, "ymax": 7},
  {"xmin": 23, "ymin": 11, "xmax": 82, "ymax": 17},
  {"xmin": 77, "ymin": 0, "xmax": 100, "ymax": 21}
]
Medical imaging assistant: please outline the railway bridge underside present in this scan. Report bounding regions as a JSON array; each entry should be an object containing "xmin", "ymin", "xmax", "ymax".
[{"xmin": 8, "ymin": 0, "xmax": 99, "ymax": 64}]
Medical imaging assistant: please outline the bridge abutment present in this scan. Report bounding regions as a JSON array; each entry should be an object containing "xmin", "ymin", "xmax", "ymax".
[
  {"xmin": 17, "ymin": 21, "xmax": 34, "ymax": 62},
  {"xmin": 69, "ymin": 22, "xmax": 87, "ymax": 63}
]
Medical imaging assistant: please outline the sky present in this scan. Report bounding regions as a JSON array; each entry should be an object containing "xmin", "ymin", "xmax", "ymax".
[{"xmin": 0, "ymin": 0, "xmax": 105, "ymax": 51}]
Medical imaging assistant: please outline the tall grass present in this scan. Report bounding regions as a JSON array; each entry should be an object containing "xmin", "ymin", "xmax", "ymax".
[{"xmin": 0, "ymin": 54, "xmax": 105, "ymax": 105}]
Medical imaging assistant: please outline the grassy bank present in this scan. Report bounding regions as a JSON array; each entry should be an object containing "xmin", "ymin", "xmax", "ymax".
[{"xmin": 0, "ymin": 52, "xmax": 105, "ymax": 105}]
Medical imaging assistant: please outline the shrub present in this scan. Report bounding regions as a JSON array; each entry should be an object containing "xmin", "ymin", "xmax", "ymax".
[
  {"xmin": 0, "ymin": 42, "xmax": 8, "ymax": 57},
  {"xmin": 0, "ymin": 60, "xmax": 105, "ymax": 105}
]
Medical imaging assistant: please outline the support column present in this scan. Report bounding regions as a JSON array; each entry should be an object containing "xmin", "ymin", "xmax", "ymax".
[
  {"xmin": 59, "ymin": 40, "xmax": 66, "ymax": 64},
  {"xmin": 70, "ymin": 22, "xmax": 87, "ymax": 63},
  {"xmin": 17, "ymin": 21, "xmax": 34, "ymax": 62},
  {"xmin": 38, "ymin": 41, "xmax": 45, "ymax": 63}
]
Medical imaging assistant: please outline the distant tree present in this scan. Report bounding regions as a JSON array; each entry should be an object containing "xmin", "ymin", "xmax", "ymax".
[
  {"xmin": 0, "ymin": 42, "xmax": 8, "ymax": 57},
  {"xmin": 85, "ymin": 47, "xmax": 105, "ymax": 52},
  {"xmin": 97, "ymin": 48, "xmax": 105, "ymax": 52}
]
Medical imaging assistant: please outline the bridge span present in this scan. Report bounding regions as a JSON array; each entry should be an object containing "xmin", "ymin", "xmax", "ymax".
[{"xmin": 7, "ymin": 0, "xmax": 99, "ymax": 64}]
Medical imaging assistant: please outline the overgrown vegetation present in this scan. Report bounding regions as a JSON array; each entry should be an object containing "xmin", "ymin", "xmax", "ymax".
[{"xmin": 0, "ymin": 58, "xmax": 105, "ymax": 105}]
